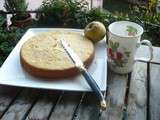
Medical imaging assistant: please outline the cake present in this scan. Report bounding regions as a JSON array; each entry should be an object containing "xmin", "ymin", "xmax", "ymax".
[{"xmin": 20, "ymin": 31, "xmax": 95, "ymax": 79}]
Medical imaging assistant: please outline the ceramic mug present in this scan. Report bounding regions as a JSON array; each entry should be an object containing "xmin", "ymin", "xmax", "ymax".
[{"xmin": 107, "ymin": 21, "xmax": 153, "ymax": 74}]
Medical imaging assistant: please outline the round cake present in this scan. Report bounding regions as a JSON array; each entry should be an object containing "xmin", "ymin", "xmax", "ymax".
[{"xmin": 20, "ymin": 31, "xmax": 95, "ymax": 79}]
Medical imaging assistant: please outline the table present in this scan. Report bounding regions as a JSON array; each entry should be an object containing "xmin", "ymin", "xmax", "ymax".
[{"xmin": 0, "ymin": 45, "xmax": 159, "ymax": 120}]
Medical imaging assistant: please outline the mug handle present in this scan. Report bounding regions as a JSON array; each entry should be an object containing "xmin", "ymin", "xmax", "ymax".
[{"xmin": 135, "ymin": 40, "xmax": 153, "ymax": 62}]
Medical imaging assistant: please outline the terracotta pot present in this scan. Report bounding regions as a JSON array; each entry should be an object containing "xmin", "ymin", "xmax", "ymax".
[{"xmin": 11, "ymin": 13, "xmax": 32, "ymax": 28}]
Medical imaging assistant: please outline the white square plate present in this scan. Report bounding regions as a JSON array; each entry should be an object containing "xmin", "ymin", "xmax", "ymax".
[{"xmin": 0, "ymin": 28, "xmax": 107, "ymax": 91}]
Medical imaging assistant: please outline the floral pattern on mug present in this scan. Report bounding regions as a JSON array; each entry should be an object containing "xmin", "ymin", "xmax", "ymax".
[
  {"xmin": 126, "ymin": 26, "xmax": 137, "ymax": 36},
  {"xmin": 108, "ymin": 41, "xmax": 130, "ymax": 67}
]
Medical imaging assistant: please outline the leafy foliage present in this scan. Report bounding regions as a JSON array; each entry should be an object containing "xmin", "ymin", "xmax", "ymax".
[
  {"xmin": 84, "ymin": 8, "xmax": 111, "ymax": 27},
  {"xmin": 36, "ymin": 0, "xmax": 89, "ymax": 28},
  {"xmin": 4, "ymin": 0, "xmax": 29, "ymax": 20},
  {"xmin": 128, "ymin": 5, "xmax": 160, "ymax": 46},
  {"xmin": 36, "ymin": 0, "xmax": 133, "ymax": 28},
  {"xmin": 4, "ymin": 0, "xmax": 28, "ymax": 12},
  {"xmin": 0, "ymin": 15, "xmax": 22, "ymax": 66},
  {"xmin": 148, "ymin": 0, "xmax": 158, "ymax": 12},
  {"xmin": 0, "ymin": 14, "xmax": 7, "ymax": 27}
]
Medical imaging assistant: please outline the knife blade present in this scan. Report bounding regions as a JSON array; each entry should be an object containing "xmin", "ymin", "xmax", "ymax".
[{"xmin": 60, "ymin": 39, "xmax": 107, "ymax": 111}]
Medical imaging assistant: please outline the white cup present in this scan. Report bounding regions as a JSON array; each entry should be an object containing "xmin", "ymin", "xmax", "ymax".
[{"xmin": 107, "ymin": 21, "xmax": 153, "ymax": 74}]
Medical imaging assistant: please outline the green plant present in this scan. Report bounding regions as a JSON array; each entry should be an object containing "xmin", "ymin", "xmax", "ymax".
[
  {"xmin": 85, "ymin": 8, "xmax": 110, "ymax": 27},
  {"xmin": 4, "ymin": 0, "xmax": 29, "ymax": 20},
  {"xmin": 36, "ymin": 0, "xmax": 115, "ymax": 28},
  {"xmin": 148, "ymin": 0, "xmax": 158, "ymax": 12},
  {"xmin": 36, "ymin": 0, "xmax": 89, "ymax": 28},
  {"xmin": 128, "ymin": 5, "xmax": 160, "ymax": 46},
  {"xmin": 0, "ymin": 13, "xmax": 7, "ymax": 27},
  {"xmin": 84, "ymin": 8, "xmax": 131, "ymax": 28},
  {"xmin": 0, "ymin": 26, "xmax": 22, "ymax": 66}
]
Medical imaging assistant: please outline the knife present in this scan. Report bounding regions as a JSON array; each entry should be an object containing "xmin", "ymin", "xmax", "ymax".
[{"xmin": 60, "ymin": 39, "xmax": 107, "ymax": 111}]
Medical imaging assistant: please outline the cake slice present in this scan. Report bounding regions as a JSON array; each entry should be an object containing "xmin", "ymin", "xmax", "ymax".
[{"xmin": 20, "ymin": 31, "xmax": 95, "ymax": 79}]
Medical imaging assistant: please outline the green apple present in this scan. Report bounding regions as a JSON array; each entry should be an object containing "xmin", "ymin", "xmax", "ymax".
[{"xmin": 84, "ymin": 21, "xmax": 106, "ymax": 42}]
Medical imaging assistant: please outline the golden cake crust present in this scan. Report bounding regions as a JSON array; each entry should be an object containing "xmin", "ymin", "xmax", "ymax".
[{"xmin": 20, "ymin": 31, "xmax": 95, "ymax": 79}]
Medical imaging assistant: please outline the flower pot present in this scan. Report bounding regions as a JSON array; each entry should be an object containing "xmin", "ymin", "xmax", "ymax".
[{"xmin": 11, "ymin": 13, "xmax": 32, "ymax": 28}]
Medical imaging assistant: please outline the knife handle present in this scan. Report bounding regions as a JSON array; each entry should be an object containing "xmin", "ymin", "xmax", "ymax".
[{"xmin": 81, "ymin": 69, "xmax": 107, "ymax": 110}]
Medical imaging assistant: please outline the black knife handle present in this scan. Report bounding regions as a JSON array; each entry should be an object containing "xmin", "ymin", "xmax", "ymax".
[{"xmin": 81, "ymin": 69, "xmax": 107, "ymax": 110}]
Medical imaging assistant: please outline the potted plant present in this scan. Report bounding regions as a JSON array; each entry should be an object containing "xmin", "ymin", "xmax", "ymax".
[
  {"xmin": 36, "ymin": 0, "xmax": 89, "ymax": 28},
  {"xmin": 4, "ymin": 0, "xmax": 32, "ymax": 28}
]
